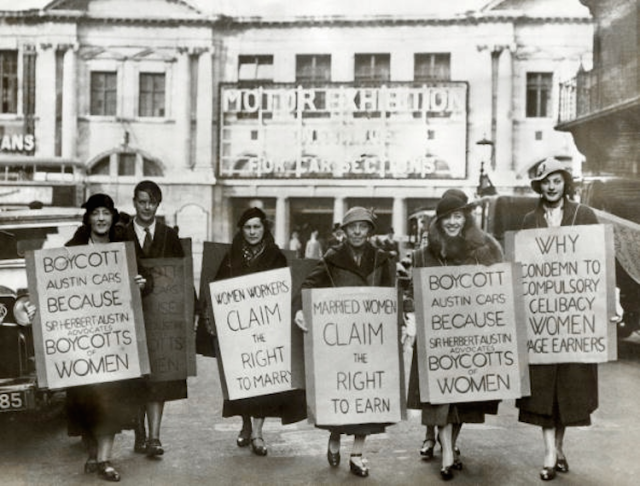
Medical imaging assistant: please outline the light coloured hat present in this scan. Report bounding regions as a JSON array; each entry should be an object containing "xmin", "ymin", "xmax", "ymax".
[
  {"xmin": 341, "ymin": 206, "xmax": 376, "ymax": 230},
  {"xmin": 531, "ymin": 157, "xmax": 571, "ymax": 193}
]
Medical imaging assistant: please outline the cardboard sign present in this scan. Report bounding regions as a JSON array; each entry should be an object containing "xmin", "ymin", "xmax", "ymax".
[
  {"xmin": 413, "ymin": 263, "xmax": 530, "ymax": 404},
  {"xmin": 209, "ymin": 267, "xmax": 298, "ymax": 400},
  {"xmin": 26, "ymin": 242, "xmax": 149, "ymax": 390},
  {"xmin": 505, "ymin": 225, "xmax": 617, "ymax": 364},
  {"xmin": 140, "ymin": 248, "xmax": 196, "ymax": 382},
  {"xmin": 303, "ymin": 287, "xmax": 404, "ymax": 426}
]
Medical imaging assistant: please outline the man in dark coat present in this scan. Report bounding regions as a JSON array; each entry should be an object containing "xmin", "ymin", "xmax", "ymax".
[{"xmin": 125, "ymin": 180, "xmax": 187, "ymax": 458}]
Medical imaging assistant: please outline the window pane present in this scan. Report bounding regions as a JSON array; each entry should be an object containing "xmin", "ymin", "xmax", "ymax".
[
  {"xmin": 0, "ymin": 50, "xmax": 19, "ymax": 114},
  {"xmin": 526, "ymin": 72, "xmax": 552, "ymax": 118},
  {"xmin": 238, "ymin": 55, "xmax": 274, "ymax": 82},
  {"xmin": 118, "ymin": 153, "xmax": 136, "ymax": 176},
  {"xmin": 354, "ymin": 54, "xmax": 390, "ymax": 84},
  {"xmin": 143, "ymin": 157, "xmax": 163, "ymax": 176},
  {"xmin": 90, "ymin": 72, "xmax": 117, "ymax": 116},
  {"xmin": 296, "ymin": 55, "xmax": 331, "ymax": 83},
  {"xmin": 89, "ymin": 156, "xmax": 111, "ymax": 176},
  {"xmin": 415, "ymin": 53, "xmax": 451, "ymax": 81},
  {"xmin": 139, "ymin": 73, "xmax": 165, "ymax": 117}
]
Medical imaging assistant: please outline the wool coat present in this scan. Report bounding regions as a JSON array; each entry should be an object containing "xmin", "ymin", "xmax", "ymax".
[
  {"xmin": 517, "ymin": 199, "xmax": 599, "ymax": 426},
  {"xmin": 406, "ymin": 216, "xmax": 504, "ymax": 425},
  {"xmin": 214, "ymin": 231, "xmax": 307, "ymax": 424},
  {"xmin": 298, "ymin": 240, "xmax": 396, "ymax": 435}
]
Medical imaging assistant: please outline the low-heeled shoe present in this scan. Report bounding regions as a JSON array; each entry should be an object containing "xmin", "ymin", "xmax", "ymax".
[
  {"xmin": 250, "ymin": 437, "xmax": 268, "ymax": 456},
  {"xmin": 420, "ymin": 439, "xmax": 435, "ymax": 459},
  {"xmin": 327, "ymin": 449, "xmax": 340, "ymax": 467},
  {"xmin": 349, "ymin": 456, "xmax": 369, "ymax": 478},
  {"xmin": 97, "ymin": 461, "xmax": 120, "ymax": 482},
  {"xmin": 440, "ymin": 466, "xmax": 454, "ymax": 481},
  {"xmin": 540, "ymin": 466, "xmax": 556, "ymax": 481},
  {"xmin": 555, "ymin": 458, "xmax": 569, "ymax": 473},
  {"xmin": 146, "ymin": 439, "xmax": 164, "ymax": 457}
]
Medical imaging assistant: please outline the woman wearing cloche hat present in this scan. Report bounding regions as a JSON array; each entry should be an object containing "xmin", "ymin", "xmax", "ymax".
[
  {"xmin": 294, "ymin": 206, "xmax": 396, "ymax": 478},
  {"xmin": 406, "ymin": 190, "xmax": 503, "ymax": 480},
  {"xmin": 517, "ymin": 157, "xmax": 601, "ymax": 481}
]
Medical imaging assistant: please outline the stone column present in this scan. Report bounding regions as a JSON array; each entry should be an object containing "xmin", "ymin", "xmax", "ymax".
[
  {"xmin": 61, "ymin": 45, "xmax": 77, "ymax": 160},
  {"xmin": 175, "ymin": 48, "xmax": 192, "ymax": 169},
  {"xmin": 392, "ymin": 197, "xmax": 406, "ymax": 240},
  {"xmin": 35, "ymin": 43, "xmax": 56, "ymax": 157},
  {"xmin": 333, "ymin": 196, "xmax": 346, "ymax": 226},
  {"xmin": 195, "ymin": 48, "xmax": 213, "ymax": 171},
  {"xmin": 275, "ymin": 196, "xmax": 288, "ymax": 249}
]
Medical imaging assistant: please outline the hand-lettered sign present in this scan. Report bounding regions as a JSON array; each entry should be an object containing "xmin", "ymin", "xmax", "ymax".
[
  {"xmin": 505, "ymin": 225, "xmax": 617, "ymax": 364},
  {"xmin": 26, "ymin": 242, "xmax": 149, "ymax": 389},
  {"xmin": 140, "ymin": 249, "xmax": 196, "ymax": 382},
  {"xmin": 302, "ymin": 287, "xmax": 404, "ymax": 426},
  {"xmin": 413, "ymin": 263, "xmax": 530, "ymax": 404},
  {"xmin": 209, "ymin": 267, "xmax": 298, "ymax": 400}
]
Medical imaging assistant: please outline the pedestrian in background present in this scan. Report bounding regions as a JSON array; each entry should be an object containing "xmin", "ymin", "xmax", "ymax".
[
  {"xmin": 289, "ymin": 230, "xmax": 302, "ymax": 258},
  {"xmin": 125, "ymin": 180, "xmax": 188, "ymax": 458},
  {"xmin": 65, "ymin": 193, "xmax": 147, "ymax": 482},
  {"xmin": 294, "ymin": 207, "xmax": 396, "ymax": 478},
  {"xmin": 407, "ymin": 190, "xmax": 503, "ymax": 480},
  {"xmin": 212, "ymin": 207, "xmax": 306, "ymax": 456},
  {"xmin": 304, "ymin": 228, "xmax": 323, "ymax": 259},
  {"xmin": 516, "ymin": 158, "xmax": 600, "ymax": 481}
]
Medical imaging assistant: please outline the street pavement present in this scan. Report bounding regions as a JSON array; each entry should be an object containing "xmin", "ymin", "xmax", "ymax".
[{"xmin": 2, "ymin": 337, "xmax": 640, "ymax": 485}]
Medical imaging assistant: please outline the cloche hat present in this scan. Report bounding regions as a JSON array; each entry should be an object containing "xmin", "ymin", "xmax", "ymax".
[
  {"xmin": 341, "ymin": 207, "xmax": 376, "ymax": 230},
  {"xmin": 530, "ymin": 157, "xmax": 572, "ymax": 194}
]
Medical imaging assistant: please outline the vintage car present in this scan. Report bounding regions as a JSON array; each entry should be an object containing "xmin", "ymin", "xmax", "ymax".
[{"xmin": 0, "ymin": 207, "xmax": 82, "ymax": 419}]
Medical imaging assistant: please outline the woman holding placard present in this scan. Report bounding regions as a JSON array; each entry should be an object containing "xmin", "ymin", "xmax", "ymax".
[
  {"xmin": 294, "ymin": 207, "xmax": 396, "ymax": 478},
  {"xmin": 65, "ymin": 193, "xmax": 147, "ymax": 482},
  {"xmin": 407, "ymin": 190, "xmax": 503, "ymax": 480},
  {"xmin": 517, "ymin": 158, "xmax": 599, "ymax": 481},
  {"xmin": 213, "ymin": 207, "xmax": 306, "ymax": 456}
]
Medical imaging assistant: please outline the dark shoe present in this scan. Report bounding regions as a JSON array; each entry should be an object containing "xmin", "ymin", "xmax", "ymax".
[
  {"xmin": 349, "ymin": 454, "xmax": 369, "ymax": 478},
  {"xmin": 134, "ymin": 437, "xmax": 147, "ymax": 454},
  {"xmin": 420, "ymin": 439, "xmax": 435, "ymax": 460},
  {"xmin": 146, "ymin": 439, "xmax": 164, "ymax": 457},
  {"xmin": 327, "ymin": 440, "xmax": 340, "ymax": 467},
  {"xmin": 250, "ymin": 437, "xmax": 268, "ymax": 456},
  {"xmin": 440, "ymin": 466, "xmax": 454, "ymax": 481},
  {"xmin": 540, "ymin": 466, "xmax": 556, "ymax": 481},
  {"xmin": 237, "ymin": 427, "xmax": 252, "ymax": 448},
  {"xmin": 555, "ymin": 458, "xmax": 569, "ymax": 473},
  {"xmin": 453, "ymin": 448, "xmax": 463, "ymax": 470},
  {"xmin": 84, "ymin": 458, "xmax": 98, "ymax": 474},
  {"xmin": 97, "ymin": 461, "xmax": 120, "ymax": 482}
]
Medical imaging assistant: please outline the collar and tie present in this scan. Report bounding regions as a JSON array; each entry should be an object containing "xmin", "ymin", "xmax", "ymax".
[{"xmin": 142, "ymin": 227, "xmax": 152, "ymax": 256}]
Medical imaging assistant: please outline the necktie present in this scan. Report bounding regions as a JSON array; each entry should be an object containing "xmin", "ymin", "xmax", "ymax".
[{"xmin": 143, "ymin": 228, "xmax": 152, "ymax": 256}]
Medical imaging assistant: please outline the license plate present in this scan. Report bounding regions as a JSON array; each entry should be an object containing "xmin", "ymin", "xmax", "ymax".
[{"xmin": 0, "ymin": 390, "xmax": 28, "ymax": 412}]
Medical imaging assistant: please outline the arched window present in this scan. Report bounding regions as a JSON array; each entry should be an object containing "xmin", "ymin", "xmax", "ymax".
[{"xmin": 87, "ymin": 149, "xmax": 164, "ymax": 179}]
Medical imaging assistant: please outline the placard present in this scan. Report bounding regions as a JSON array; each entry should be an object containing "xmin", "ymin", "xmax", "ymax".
[
  {"xmin": 413, "ymin": 263, "xmax": 530, "ymax": 404},
  {"xmin": 302, "ymin": 287, "xmax": 404, "ymax": 426},
  {"xmin": 26, "ymin": 242, "xmax": 149, "ymax": 389},
  {"xmin": 209, "ymin": 267, "xmax": 298, "ymax": 400},
  {"xmin": 505, "ymin": 225, "xmax": 617, "ymax": 364},
  {"xmin": 140, "ymin": 250, "xmax": 196, "ymax": 382}
]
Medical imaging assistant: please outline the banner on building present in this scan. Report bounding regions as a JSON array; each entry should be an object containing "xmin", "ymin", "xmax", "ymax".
[
  {"xmin": 139, "ymin": 239, "xmax": 196, "ymax": 382},
  {"xmin": 413, "ymin": 263, "xmax": 530, "ymax": 404},
  {"xmin": 302, "ymin": 286, "xmax": 405, "ymax": 426},
  {"xmin": 26, "ymin": 242, "xmax": 149, "ymax": 390},
  {"xmin": 219, "ymin": 82, "xmax": 468, "ymax": 180},
  {"xmin": 209, "ymin": 267, "xmax": 302, "ymax": 400},
  {"xmin": 505, "ymin": 225, "xmax": 617, "ymax": 364}
]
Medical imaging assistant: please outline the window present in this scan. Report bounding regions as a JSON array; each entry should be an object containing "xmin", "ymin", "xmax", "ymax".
[
  {"xmin": 90, "ymin": 71, "xmax": 117, "ymax": 116},
  {"xmin": 296, "ymin": 55, "xmax": 331, "ymax": 84},
  {"xmin": 414, "ymin": 53, "xmax": 451, "ymax": 81},
  {"xmin": 354, "ymin": 54, "xmax": 390, "ymax": 84},
  {"xmin": 139, "ymin": 73, "xmax": 165, "ymax": 117},
  {"xmin": 0, "ymin": 50, "xmax": 18, "ymax": 114},
  {"xmin": 238, "ymin": 55, "xmax": 274, "ymax": 84},
  {"xmin": 89, "ymin": 151, "xmax": 163, "ymax": 177},
  {"xmin": 526, "ymin": 72, "xmax": 553, "ymax": 118}
]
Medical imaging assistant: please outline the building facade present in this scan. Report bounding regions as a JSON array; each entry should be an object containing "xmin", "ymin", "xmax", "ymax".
[{"xmin": 1, "ymin": 0, "xmax": 592, "ymax": 258}]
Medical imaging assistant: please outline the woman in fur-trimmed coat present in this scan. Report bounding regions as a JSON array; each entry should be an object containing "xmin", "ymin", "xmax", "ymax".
[{"xmin": 407, "ymin": 189, "xmax": 503, "ymax": 480}]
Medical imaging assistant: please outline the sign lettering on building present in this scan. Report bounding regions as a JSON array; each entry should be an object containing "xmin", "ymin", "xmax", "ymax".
[
  {"xmin": 219, "ymin": 83, "xmax": 468, "ymax": 180},
  {"xmin": 0, "ymin": 133, "xmax": 35, "ymax": 153}
]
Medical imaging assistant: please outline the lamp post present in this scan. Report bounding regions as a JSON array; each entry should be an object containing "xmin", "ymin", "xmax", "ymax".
[{"xmin": 476, "ymin": 137, "xmax": 496, "ymax": 197}]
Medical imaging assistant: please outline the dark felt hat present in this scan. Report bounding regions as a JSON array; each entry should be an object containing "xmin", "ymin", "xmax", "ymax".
[
  {"xmin": 237, "ymin": 207, "xmax": 267, "ymax": 228},
  {"xmin": 436, "ymin": 193, "xmax": 470, "ymax": 219}
]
